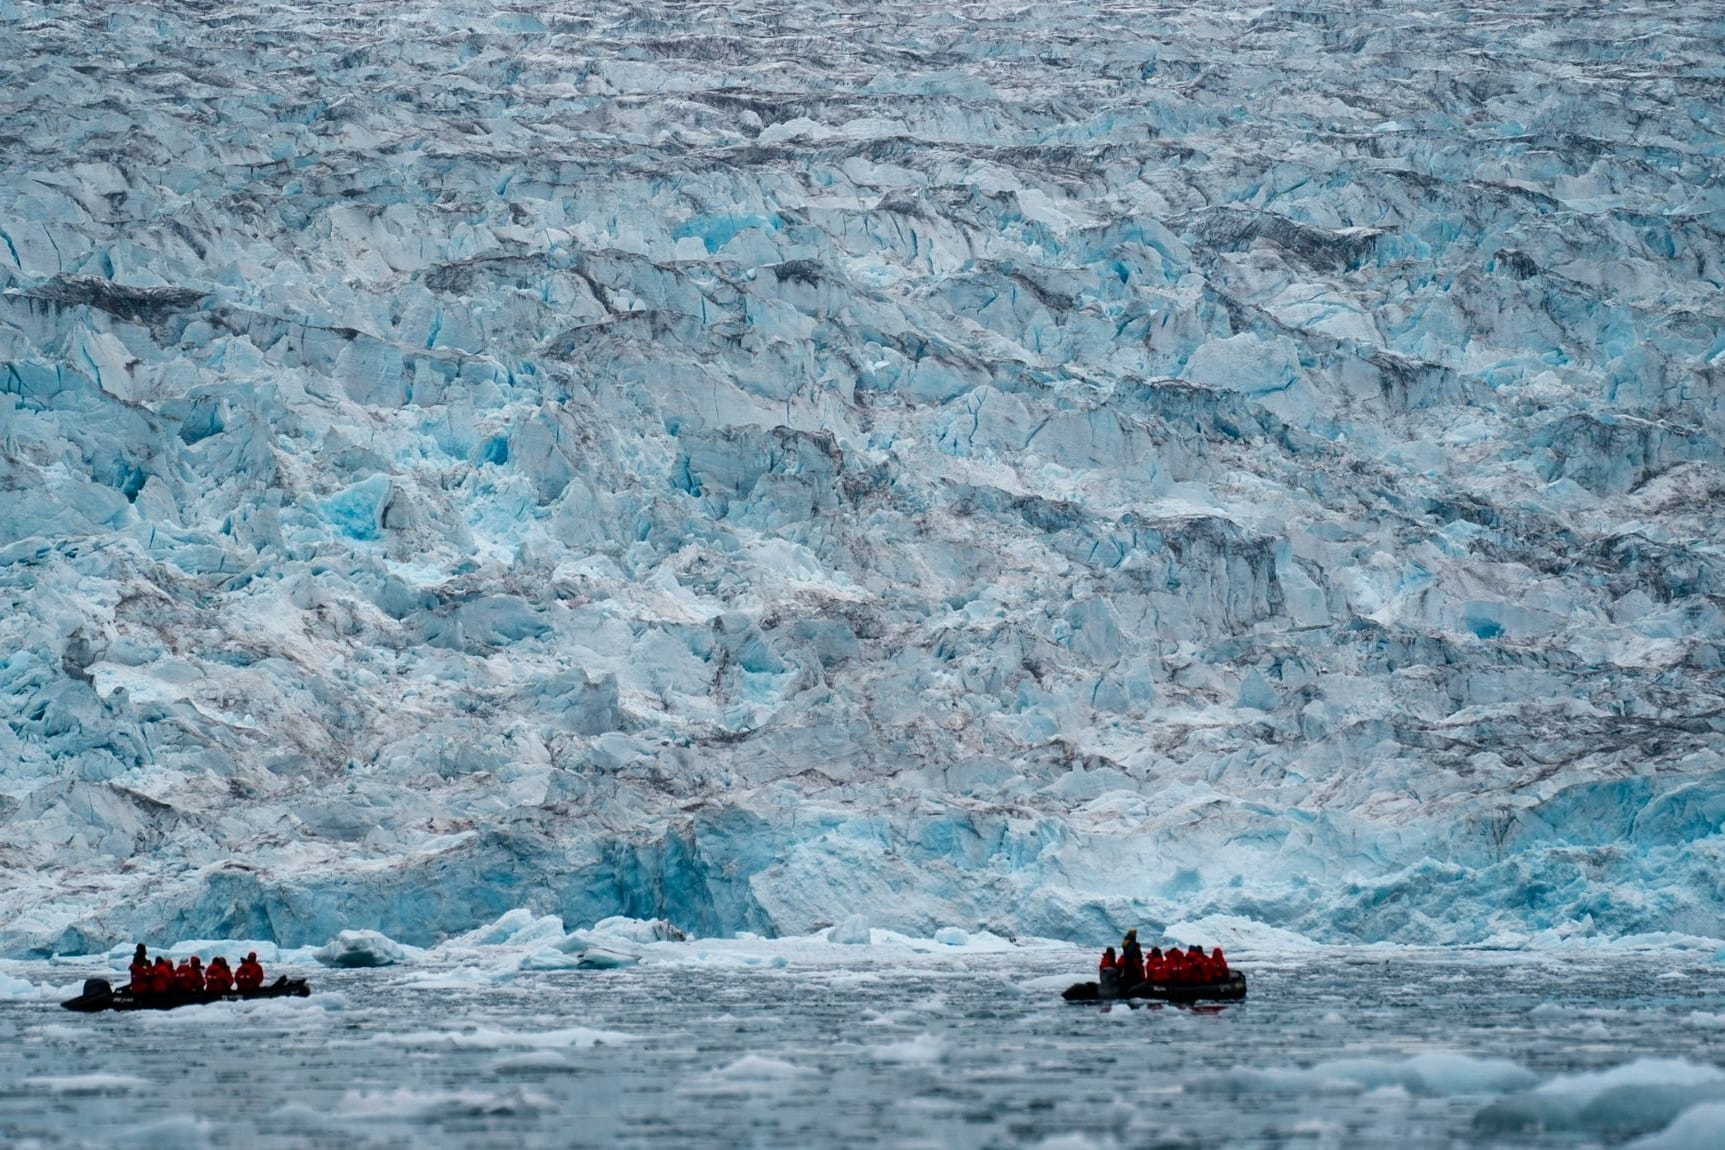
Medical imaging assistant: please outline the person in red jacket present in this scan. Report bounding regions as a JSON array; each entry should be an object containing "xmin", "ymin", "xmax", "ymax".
[
  {"xmin": 1164, "ymin": 946, "xmax": 1188, "ymax": 983},
  {"xmin": 127, "ymin": 944, "xmax": 152, "ymax": 993},
  {"xmin": 1209, "ymin": 947, "xmax": 1230, "ymax": 981},
  {"xmin": 175, "ymin": 956, "xmax": 205, "ymax": 992},
  {"xmin": 204, "ymin": 956, "xmax": 234, "ymax": 993},
  {"xmin": 234, "ymin": 952, "xmax": 264, "ymax": 993},
  {"xmin": 1144, "ymin": 946, "xmax": 1164, "ymax": 983},
  {"xmin": 1097, "ymin": 946, "xmax": 1118, "ymax": 996},
  {"xmin": 151, "ymin": 956, "xmax": 174, "ymax": 994}
]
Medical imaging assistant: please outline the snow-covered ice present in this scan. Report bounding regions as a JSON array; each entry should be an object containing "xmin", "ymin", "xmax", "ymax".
[
  {"xmin": 0, "ymin": 0, "xmax": 1723, "ymax": 993},
  {"xmin": 314, "ymin": 928, "xmax": 416, "ymax": 968}
]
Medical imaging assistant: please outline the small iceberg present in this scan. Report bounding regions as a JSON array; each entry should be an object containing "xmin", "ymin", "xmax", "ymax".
[
  {"xmin": 828, "ymin": 915, "xmax": 871, "ymax": 945},
  {"xmin": 572, "ymin": 944, "xmax": 641, "ymax": 970},
  {"xmin": 589, "ymin": 916, "xmax": 686, "ymax": 944},
  {"xmin": 315, "ymin": 930, "xmax": 414, "ymax": 968}
]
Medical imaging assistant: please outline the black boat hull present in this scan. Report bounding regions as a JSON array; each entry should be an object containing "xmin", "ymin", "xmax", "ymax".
[
  {"xmin": 1063, "ymin": 971, "xmax": 1247, "ymax": 1003},
  {"xmin": 61, "ymin": 976, "xmax": 311, "ymax": 1012}
]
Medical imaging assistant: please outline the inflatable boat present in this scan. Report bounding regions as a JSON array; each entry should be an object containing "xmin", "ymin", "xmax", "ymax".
[
  {"xmin": 61, "ymin": 976, "xmax": 311, "ymax": 1012},
  {"xmin": 1063, "ymin": 971, "xmax": 1247, "ymax": 1004}
]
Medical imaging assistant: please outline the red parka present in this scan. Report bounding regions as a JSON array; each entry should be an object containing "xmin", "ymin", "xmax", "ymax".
[
  {"xmin": 204, "ymin": 959, "xmax": 233, "ymax": 993},
  {"xmin": 235, "ymin": 956, "xmax": 264, "ymax": 992}
]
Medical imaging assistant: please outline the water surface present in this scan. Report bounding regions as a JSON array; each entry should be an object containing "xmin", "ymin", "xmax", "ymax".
[{"xmin": 5, "ymin": 951, "xmax": 1724, "ymax": 1147}]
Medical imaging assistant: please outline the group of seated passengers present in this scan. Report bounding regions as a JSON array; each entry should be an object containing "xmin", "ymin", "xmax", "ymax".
[
  {"xmin": 1099, "ymin": 929, "xmax": 1229, "ymax": 986},
  {"xmin": 126, "ymin": 944, "xmax": 266, "ymax": 995}
]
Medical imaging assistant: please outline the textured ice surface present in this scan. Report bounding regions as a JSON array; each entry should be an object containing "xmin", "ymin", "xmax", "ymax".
[
  {"xmin": 2, "ymin": 0, "xmax": 1725, "ymax": 954},
  {"xmin": 314, "ymin": 928, "xmax": 416, "ymax": 968},
  {"xmin": 2, "ymin": 950, "xmax": 1725, "ymax": 1148}
]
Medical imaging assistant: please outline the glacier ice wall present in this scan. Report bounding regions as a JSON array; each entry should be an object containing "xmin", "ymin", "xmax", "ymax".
[{"xmin": 2, "ymin": 0, "xmax": 1724, "ymax": 954}]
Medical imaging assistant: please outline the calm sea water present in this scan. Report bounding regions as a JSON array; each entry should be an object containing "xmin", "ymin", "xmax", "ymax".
[{"xmin": 3, "ymin": 951, "xmax": 1723, "ymax": 1148}]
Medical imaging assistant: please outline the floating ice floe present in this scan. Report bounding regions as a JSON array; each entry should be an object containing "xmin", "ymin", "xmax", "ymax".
[
  {"xmin": 315, "ymin": 929, "xmax": 418, "ymax": 968},
  {"xmin": 1474, "ymin": 1058, "xmax": 1725, "ymax": 1139},
  {"xmin": 337, "ymin": 1087, "xmax": 555, "ymax": 1119},
  {"xmin": 589, "ymin": 916, "xmax": 686, "ymax": 944},
  {"xmin": 1630, "ymin": 1102, "xmax": 1725, "ymax": 1150},
  {"xmin": 828, "ymin": 915, "xmax": 872, "ymax": 945},
  {"xmin": 1193, "ymin": 1052, "xmax": 1538, "ymax": 1099},
  {"xmin": 24, "ymin": 1074, "xmax": 151, "ymax": 1095},
  {"xmin": 380, "ymin": 1025, "xmax": 630, "ymax": 1051}
]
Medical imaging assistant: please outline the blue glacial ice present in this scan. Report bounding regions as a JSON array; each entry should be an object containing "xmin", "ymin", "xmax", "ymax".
[{"xmin": 0, "ymin": 0, "xmax": 1724, "ymax": 956}]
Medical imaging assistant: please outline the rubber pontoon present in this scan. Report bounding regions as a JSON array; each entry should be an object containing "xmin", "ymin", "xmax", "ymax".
[
  {"xmin": 61, "ymin": 976, "xmax": 311, "ymax": 1012},
  {"xmin": 1062, "ymin": 971, "xmax": 1247, "ymax": 1003}
]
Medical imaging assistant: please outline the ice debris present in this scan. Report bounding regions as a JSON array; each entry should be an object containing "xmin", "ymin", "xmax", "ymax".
[
  {"xmin": 589, "ymin": 916, "xmax": 687, "ymax": 944},
  {"xmin": 828, "ymin": 916, "xmax": 873, "ymax": 946},
  {"xmin": 314, "ymin": 930, "xmax": 415, "ymax": 968},
  {"xmin": 1196, "ymin": 1053, "xmax": 1538, "ymax": 1099},
  {"xmin": 1630, "ymin": 1103, "xmax": 1725, "ymax": 1150},
  {"xmin": 1474, "ymin": 1058, "xmax": 1725, "ymax": 1139}
]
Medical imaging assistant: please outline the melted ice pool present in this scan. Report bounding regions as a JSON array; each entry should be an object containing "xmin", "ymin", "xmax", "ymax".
[{"xmin": 4, "ymin": 951, "xmax": 1724, "ymax": 1148}]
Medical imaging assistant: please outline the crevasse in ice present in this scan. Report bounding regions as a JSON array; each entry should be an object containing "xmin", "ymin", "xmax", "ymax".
[{"xmin": 0, "ymin": 0, "xmax": 1722, "ymax": 955}]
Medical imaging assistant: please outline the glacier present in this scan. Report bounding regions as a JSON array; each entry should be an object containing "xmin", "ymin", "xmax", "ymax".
[{"xmin": 1, "ymin": 0, "xmax": 1724, "ymax": 957}]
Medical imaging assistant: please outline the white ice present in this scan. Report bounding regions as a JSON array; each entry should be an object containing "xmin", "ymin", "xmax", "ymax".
[{"xmin": 0, "ymin": 0, "xmax": 1722, "ymax": 958}]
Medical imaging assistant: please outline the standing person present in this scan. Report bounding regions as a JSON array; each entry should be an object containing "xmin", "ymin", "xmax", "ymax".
[
  {"xmin": 1121, "ymin": 942, "xmax": 1144, "ymax": 987},
  {"xmin": 1120, "ymin": 929, "xmax": 1144, "ymax": 988},
  {"xmin": 127, "ymin": 944, "xmax": 151, "ymax": 993}
]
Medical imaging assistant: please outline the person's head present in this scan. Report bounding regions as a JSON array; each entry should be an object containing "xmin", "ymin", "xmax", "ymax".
[
  {"xmin": 1150, "ymin": 946, "xmax": 1162, "ymax": 957},
  {"xmin": 1212, "ymin": 947, "xmax": 1224, "ymax": 957},
  {"xmin": 134, "ymin": 943, "xmax": 147, "ymax": 957},
  {"xmin": 1103, "ymin": 946, "xmax": 1116, "ymax": 958},
  {"xmin": 1124, "ymin": 929, "xmax": 1137, "ymax": 941},
  {"xmin": 247, "ymin": 952, "xmax": 257, "ymax": 963},
  {"xmin": 189, "ymin": 956, "xmax": 201, "ymax": 966},
  {"xmin": 1188, "ymin": 945, "xmax": 1202, "ymax": 956}
]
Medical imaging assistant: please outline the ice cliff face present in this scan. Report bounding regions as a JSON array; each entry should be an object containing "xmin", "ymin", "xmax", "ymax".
[{"xmin": 2, "ymin": 0, "xmax": 1723, "ymax": 955}]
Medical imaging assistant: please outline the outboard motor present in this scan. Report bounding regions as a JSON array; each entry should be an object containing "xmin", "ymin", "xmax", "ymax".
[{"xmin": 82, "ymin": 978, "xmax": 112, "ymax": 998}]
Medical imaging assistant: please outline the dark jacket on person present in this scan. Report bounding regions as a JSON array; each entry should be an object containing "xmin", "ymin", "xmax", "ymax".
[{"xmin": 1120, "ymin": 939, "xmax": 1144, "ymax": 985}]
